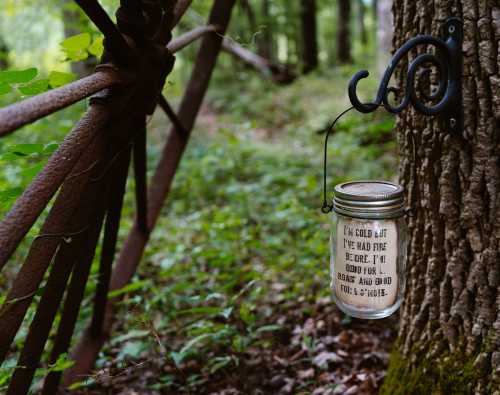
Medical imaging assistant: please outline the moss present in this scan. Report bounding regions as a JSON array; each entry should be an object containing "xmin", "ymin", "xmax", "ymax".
[{"xmin": 380, "ymin": 346, "xmax": 483, "ymax": 395}]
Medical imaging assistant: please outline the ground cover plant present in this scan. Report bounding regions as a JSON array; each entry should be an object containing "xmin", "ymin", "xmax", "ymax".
[
  {"xmin": 66, "ymin": 71, "xmax": 397, "ymax": 394},
  {"xmin": 0, "ymin": 65, "xmax": 397, "ymax": 394}
]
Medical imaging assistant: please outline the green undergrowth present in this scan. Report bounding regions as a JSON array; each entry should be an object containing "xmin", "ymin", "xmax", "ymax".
[
  {"xmin": 0, "ymin": 68, "xmax": 397, "ymax": 392},
  {"xmin": 77, "ymin": 71, "xmax": 397, "ymax": 391}
]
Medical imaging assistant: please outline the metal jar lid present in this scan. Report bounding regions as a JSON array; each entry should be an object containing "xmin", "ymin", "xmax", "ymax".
[{"xmin": 333, "ymin": 180, "xmax": 405, "ymax": 219}]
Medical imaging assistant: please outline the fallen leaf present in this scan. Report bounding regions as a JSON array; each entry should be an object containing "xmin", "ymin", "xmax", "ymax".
[
  {"xmin": 344, "ymin": 385, "xmax": 359, "ymax": 395},
  {"xmin": 333, "ymin": 384, "xmax": 348, "ymax": 394},
  {"xmin": 297, "ymin": 368, "xmax": 315, "ymax": 380},
  {"xmin": 313, "ymin": 351, "xmax": 344, "ymax": 368}
]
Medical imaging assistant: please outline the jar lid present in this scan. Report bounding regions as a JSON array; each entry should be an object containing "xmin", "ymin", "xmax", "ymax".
[{"xmin": 333, "ymin": 180, "xmax": 405, "ymax": 219}]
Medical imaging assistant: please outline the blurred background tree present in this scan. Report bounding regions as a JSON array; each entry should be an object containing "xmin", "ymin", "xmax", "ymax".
[{"xmin": 300, "ymin": 0, "xmax": 318, "ymax": 73}]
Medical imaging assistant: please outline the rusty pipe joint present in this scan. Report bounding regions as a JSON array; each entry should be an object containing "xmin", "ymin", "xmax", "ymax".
[{"xmin": 98, "ymin": 0, "xmax": 176, "ymax": 116}]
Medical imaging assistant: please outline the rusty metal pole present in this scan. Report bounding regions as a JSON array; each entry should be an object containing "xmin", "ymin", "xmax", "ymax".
[
  {"xmin": 5, "ymin": 138, "xmax": 110, "ymax": 395},
  {"xmin": 90, "ymin": 146, "xmax": 132, "ymax": 337},
  {"xmin": 41, "ymin": 204, "xmax": 109, "ymax": 395},
  {"xmin": 172, "ymin": 0, "xmax": 194, "ymax": 26},
  {"xmin": 133, "ymin": 117, "xmax": 149, "ymax": 235},
  {"xmin": 41, "ymin": 137, "xmax": 120, "ymax": 394},
  {"xmin": 158, "ymin": 94, "xmax": 187, "ymax": 135},
  {"xmin": 73, "ymin": 0, "xmax": 132, "ymax": 63},
  {"xmin": 0, "ymin": 103, "xmax": 111, "ymax": 271},
  {"xmin": 0, "ymin": 135, "xmax": 104, "ymax": 365},
  {"xmin": 0, "ymin": 71, "xmax": 123, "ymax": 137},
  {"xmin": 112, "ymin": 0, "xmax": 236, "ymax": 288},
  {"xmin": 62, "ymin": 0, "xmax": 236, "ymax": 388}
]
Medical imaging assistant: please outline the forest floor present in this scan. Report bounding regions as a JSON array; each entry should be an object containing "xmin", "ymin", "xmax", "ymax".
[
  {"xmin": 80, "ymin": 293, "xmax": 397, "ymax": 395},
  {"xmin": 71, "ymin": 69, "xmax": 400, "ymax": 395},
  {"xmin": 0, "ymin": 68, "xmax": 399, "ymax": 394}
]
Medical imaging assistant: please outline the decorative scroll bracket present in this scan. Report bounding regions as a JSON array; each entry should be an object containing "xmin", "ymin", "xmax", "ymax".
[{"xmin": 348, "ymin": 17, "xmax": 462, "ymax": 133}]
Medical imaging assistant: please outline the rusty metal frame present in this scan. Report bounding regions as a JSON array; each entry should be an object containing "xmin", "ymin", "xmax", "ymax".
[
  {"xmin": 133, "ymin": 116, "xmax": 149, "ymax": 235},
  {"xmin": 0, "ymin": 71, "xmax": 124, "ymax": 137},
  {"xmin": 0, "ymin": 0, "xmax": 236, "ymax": 393}
]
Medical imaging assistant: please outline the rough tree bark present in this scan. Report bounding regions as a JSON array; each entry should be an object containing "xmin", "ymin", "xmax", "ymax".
[
  {"xmin": 381, "ymin": 1, "xmax": 500, "ymax": 394},
  {"xmin": 336, "ymin": 0, "xmax": 352, "ymax": 63},
  {"xmin": 300, "ymin": 0, "xmax": 318, "ymax": 73}
]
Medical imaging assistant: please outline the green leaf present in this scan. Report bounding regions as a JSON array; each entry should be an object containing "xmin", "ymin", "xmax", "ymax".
[
  {"xmin": 111, "ymin": 329, "xmax": 150, "ymax": 345},
  {"xmin": 0, "ymin": 68, "xmax": 37, "ymax": 84},
  {"xmin": 0, "ymin": 373, "xmax": 9, "ymax": 387},
  {"xmin": 65, "ymin": 50, "xmax": 89, "ymax": 62},
  {"xmin": 220, "ymin": 306, "xmax": 233, "ymax": 319},
  {"xmin": 177, "ymin": 306, "xmax": 222, "ymax": 316},
  {"xmin": 0, "ymin": 359, "xmax": 16, "ymax": 386},
  {"xmin": 43, "ymin": 142, "xmax": 59, "ymax": 154},
  {"xmin": 49, "ymin": 71, "xmax": 76, "ymax": 88},
  {"xmin": 108, "ymin": 280, "xmax": 148, "ymax": 298},
  {"xmin": 159, "ymin": 257, "xmax": 176, "ymax": 270},
  {"xmin": 48, "ymin": 353, "xmax": 75, "ymax": 372},
  {"xmin": 239, "ymin": 303, "xmax": 255, "ymax": 325},
  {"xmin": 170, "ymin": 351, "xmax": 185, "ymax": 367},
  {"xmin": 0, "ymin": 187, "xmax": 23, "ymax": 203},
  {"xmin": 88, "ymin": 36, "xmax": 104, "ymax": 57},
  {"xmin": 61, "ymin": 33, "xmax": 91, "ymax": 52},
  {"xmin": 0, "ymin": 82, "xmax": 12, "ymax": 95},
  {"xmin": 208, "ymin": 356, "xmax": 232, "ymax": 374},
  {"xmin": 18, "ymin": 79, "xmax": 49, "ymax": 95},
  {"xmin": 67, "ymin": 379, "xmax": 95, "ymax": 391},
  {"xmin": 117, "ymin": 341, "xmax": 145, "ymax": 359},
  {"xmin": 8, "ymin": 143, "xmax": 45, "ymax": 156},
  {"xmin": 205, "ymin": 293, "xmax": 224, "ymax": 301},
  {"xmin": 61, "ymin": 33, "xmax": 91, "ymax": 61},
  {"xmin": 20, "ymin": 163, "xmax": 44, "ymax": 179},
  {"xmin": 231, "ymin": 335, "xmax": 250, "ymax": 353},
  {"xmin": 256, "ymin": 324, "xmax": 282, "ymax": 333},
  {"xmin": 180, "ymin": 333, "xmax": 212, "ymax": 355},
  {"xmin": 230, "ymin": 279, "xmax": 258, "ymax": 303}
]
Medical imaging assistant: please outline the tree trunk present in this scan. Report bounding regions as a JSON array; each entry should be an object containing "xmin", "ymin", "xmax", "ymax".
[
  {"xmin": 258, "ymin": 0, "xmax": 273, "ymax": 60},
  {"xmin": 300, "ymin": 0, "xmax": 318, "ymax": 73},
  {"xmin": 336, "ymin": 0, "xmax": 352, "ymax": 63},
  {"xmin": 357, "ymin": 0, "xmax": 367, "ymax": 45},
  {"xmin": 376, "ymin": 0, "xmax": 393, "ymax": 76},
  {"xmin": 381, "ymin": 1, "xmax": 500, "ymax": 394},
  {"xmin": 240, "ymin": 0, "xmax": 257, "ymax": 32},
  {"xmin": 283, "ymin": 3, "xmax": 298, "ymax": 65},
  {"xmin": 222, "ymin": 37, "xmax": 296, "ymax": 84},
  {"xmin": 0, "ymin": 36, "xmax": 8, "ymax": 69}
]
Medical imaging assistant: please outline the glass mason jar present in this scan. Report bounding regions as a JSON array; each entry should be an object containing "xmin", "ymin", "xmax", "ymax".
[{"xmin": 330, "ymin": 181, "xmax": 407, "ymax": 319}]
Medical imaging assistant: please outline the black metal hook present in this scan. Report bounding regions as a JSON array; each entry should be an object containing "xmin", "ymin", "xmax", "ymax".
[
  {"xmin": 348, "ymin": 17, "xmax": 462, "ymax": 131},
  {"xmin": 321, "ymin": 18, "xmax": 462, "ymax": 214}
]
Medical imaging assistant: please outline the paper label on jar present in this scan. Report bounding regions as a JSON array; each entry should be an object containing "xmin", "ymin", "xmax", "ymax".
[{"xmin": 333, "ymin": 217, "xmax": 398, "ymax": 309}]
